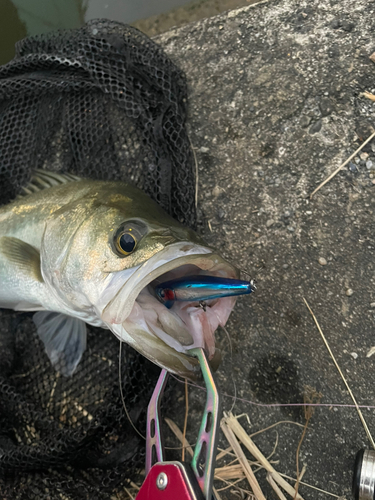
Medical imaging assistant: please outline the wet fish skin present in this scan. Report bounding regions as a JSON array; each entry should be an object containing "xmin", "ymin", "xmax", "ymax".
[{"xmin": 0, "ymin": 172, "xmax": 239, "ymax": 378}]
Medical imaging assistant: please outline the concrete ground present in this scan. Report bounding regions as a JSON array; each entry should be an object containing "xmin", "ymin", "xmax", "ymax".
[
  {"xmin": 155, "ymin": 0, "xmax": 375, "ymax": 498},
  {"xmin": 132, "ymin": 0, "xmax": 259, "ymax": 37}
]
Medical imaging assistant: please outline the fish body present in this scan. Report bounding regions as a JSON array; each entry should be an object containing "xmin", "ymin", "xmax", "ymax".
[
  {"xmin": 0, "ymin": 171, "xmax": 241, "ymax": 378},
  {"xmin": 155, "ymin": 275, "xmax": 253, "ymax": 308}
]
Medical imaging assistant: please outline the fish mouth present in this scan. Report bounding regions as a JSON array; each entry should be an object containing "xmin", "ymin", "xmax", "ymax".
[{"xmin": 101, "ymin": 242, "xmax": 239, "ymax": 377}]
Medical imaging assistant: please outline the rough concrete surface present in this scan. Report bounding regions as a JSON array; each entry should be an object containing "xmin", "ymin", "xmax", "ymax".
[
  {"xmin": 132, "ymin": 0, "xmax": 259, "ymax": 37},
  {"xmin": 156, "ymin": 0, "xmax": 375, "ymax": 498}
]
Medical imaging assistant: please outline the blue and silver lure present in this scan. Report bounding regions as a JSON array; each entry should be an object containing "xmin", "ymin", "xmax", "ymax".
[{"xmin": 155, "ymin": 275, "xmax": 254, "ymax": 309}]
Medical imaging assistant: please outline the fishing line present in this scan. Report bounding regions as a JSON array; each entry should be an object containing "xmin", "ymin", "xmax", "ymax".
[
  {"xmin": 171, "ymin": 374, "xmax": 375, "ymax": 410},
  {"xmin": 118, "ymin": 340, "xmax": 146, "ymax": 440},
  {"xmin": 118, "ymin": 307, "xmax": 372, "ymax": 449},
  {"xmin": 240, "ymin": 268, "xmax": 255, "ymax": 282},
  {"xmin": 118, "ymin": 340, "xmax": 199, "ymax": 452},
  {"xmin": 240, "ymin": 269, "xmax": 252, "ymax": 279},
  {"xmin": 219, "ymin": 323, "xmax": 237, "ymax": 413}
]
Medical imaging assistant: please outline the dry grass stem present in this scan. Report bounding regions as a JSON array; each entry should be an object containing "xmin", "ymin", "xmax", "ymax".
[
  {"xmin": 217, "ymin": 457, "xmax": 278, "ymax": 477},
  {"xmin": 187, "ymin": 133, "xmax": 199, "ymax": 210},
  {"xmin": 362, "ymin": 91, "xmax": 375, "ymax": 102},
  {"xmin": 215, "ymin": 464, "xmax": 246, "ymax": 480},
  {"xmin": 73, "ymin": 401, "xmax": 94, "ymax": 422},
  {"xmin": 294, "ymin": 388, "xmax": 321, "ymax": 499},
  {"xmin": 165, "ymin": 411, "xmax": 335, "ymax": 498},
  {"xmin": 129, "ymin": 482, "xmax": 140, "ymax": 491},
  {"xmin": 224, "ymin": 412, "xmax": 305, "ymax": 500},
  {"xmin": 296, "ymin": 464, "xmax": 307, "ymax": 485},
  {"xmin": 216, "ymin": 477, "xmax": 247, "ymax": 492},
  {"xmin": 225, "ymin": 456, "xmax": 241, "ymax": 467},
  {"xmin": 303, "ymin": 298, "xmax": 375, "ymax": 449},
  {"xmin": 248, "ymin": 0, "xmax": 273, "ymax": 8},
  {"xmin": 279, "ymin": 473, "xmax": 341, "ymax": 498},
  {"xmin": 216, "ymin": 446, "xmax": 237, "ymax": 460},
  {"xmin": 310, "ymin": 130, "xmax": 375, "ymax": 197},
  {"xmin": 294, "ymin": 459, "xmax": 305, "ymax": 499},
  {"xmin": 124, "ymin": 487, "xmax": 135, "ymax": 500},
  {"xmin": 10, "ymin": 365, "xmax": 40, "ymax": 379},
  {"xmin": 47, "ymin": 374, "xmax": 59, "ymax": 411},
  {"xmin": 249, "ymin": 420, "xmax": 305, "ymax": 439},
  {"xmin": 270, "ymin": 431, "xmax": 279, "ymax": 461},
  {"xmin": 267, "ymin": 473, "xmax": 288, "ymax": 500},
  {"xmin": 181, "ymin": 379, "xmax": 189, "ymax": 462},
  {"xmin": 166, "ymin": 418, "xmax": 256, "ymax": 483},
  {"xmin": 165, "ymin": 418, "xmax": 194, "ymax": 457},
  {"xmin": 215, "ymin": 476, "xmax": 256, "ymax": 498},
  {"xmin": 212, "ymin": 486, "xmax": 223, "ymax": 500},
  {"xmin": 215, "ymin": 460, "xmax": 339, "ymax": 497},
  {"xmin": 221, "ymin": 415, "xmax": 267, "ymax": 500}
]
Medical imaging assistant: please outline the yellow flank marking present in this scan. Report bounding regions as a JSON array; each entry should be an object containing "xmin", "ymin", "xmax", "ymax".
[{"xmin": 108, "ymin": 194, "xmax": 132, "ymax": 204}]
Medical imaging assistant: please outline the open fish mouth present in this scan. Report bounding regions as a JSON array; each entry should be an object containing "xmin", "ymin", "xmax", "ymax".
[{"xmin": 101, "ymin": 242, "xmax": 239, "ymax": 377}]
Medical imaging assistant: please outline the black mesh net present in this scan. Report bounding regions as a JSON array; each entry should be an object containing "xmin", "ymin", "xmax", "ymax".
[
  {"xmin": 0, "ymin": 18, "xmax": 196, "ymax": 227},
  {"xmin": 0, "ymin": 19, "xmax": 196, "ymax": 498}
]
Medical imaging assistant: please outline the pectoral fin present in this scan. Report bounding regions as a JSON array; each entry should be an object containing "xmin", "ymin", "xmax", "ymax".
[
  {"xmin": 0, "ymin": 236, "xmax": 43, "ymax": 282},
  {"xmin": 33, "ymin": 312, "xmax": 87, "ymax": 377}
]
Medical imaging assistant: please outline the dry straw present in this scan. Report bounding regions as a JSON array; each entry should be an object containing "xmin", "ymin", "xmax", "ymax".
[
  {"xmin": 310, "ymin": 130, "xmax": 375, "ymax": 197},
  {"xmin": 303, "ymin": 297, "xmax": 375, "ymax": 449}
]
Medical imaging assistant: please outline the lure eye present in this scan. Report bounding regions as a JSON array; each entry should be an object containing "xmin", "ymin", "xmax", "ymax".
[{"xmin": 116, "ymin": 232, "xmax": 137, "ymax": 255}]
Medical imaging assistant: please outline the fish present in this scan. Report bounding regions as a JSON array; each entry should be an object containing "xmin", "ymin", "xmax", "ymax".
[
  {"xmin": 0, "ymin": 170, "xmax": 242, "ymax": 379},
  {"xmin": 155, "ymin": 275, "xmax": 254, "ymax": 308}
]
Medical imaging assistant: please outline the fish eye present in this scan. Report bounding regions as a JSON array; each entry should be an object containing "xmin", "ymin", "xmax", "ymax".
[
  {"xmin": 116, "ymin": 232, "xmax": 137, "ymax": 255},
  {"xmin": 112, "ymin": 220, "xmax": 147, "ymax": 257}
]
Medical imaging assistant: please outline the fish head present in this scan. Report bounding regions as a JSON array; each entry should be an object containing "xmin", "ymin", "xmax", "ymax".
[{"xmin": 40, "ymin": 182, "xmax": 240, "ymax": 379}]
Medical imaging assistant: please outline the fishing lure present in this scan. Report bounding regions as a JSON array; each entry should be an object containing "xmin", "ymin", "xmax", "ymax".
[{"xmin": 155, "ymin": 275, "xmax": 254, "ymax": 309}]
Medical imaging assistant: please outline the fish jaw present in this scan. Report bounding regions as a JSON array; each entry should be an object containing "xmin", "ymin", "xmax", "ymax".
[
  {"xmin": 99, "ymin": 242, "xmax": 239, "ymax": 377},
  {"xmin": 109, "ymin": 321, "xmax": 203, "ymax": 378}
]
